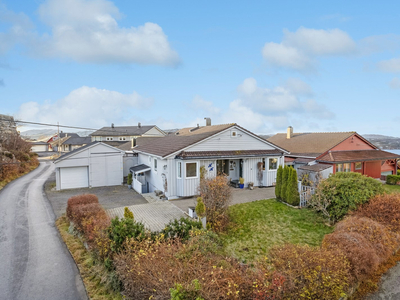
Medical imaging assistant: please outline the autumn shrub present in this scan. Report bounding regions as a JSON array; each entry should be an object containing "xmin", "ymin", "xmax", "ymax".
[
  {"xmin": 269, "ymin": 243, "xmax": 351, "ymax": 300},
  {"xmin": 198, "ymin": 175, "xmax": 232, "ymax": 231},
  {"xmin": 323, "ymin": 231, "xmax": 379, "ymax": 281},
  {"xmin": 161, "ymin": 217, "xmax": 202, "ymax": 241},
  {"xmin": 66, "ymin": 194, "xmax": 99, "ymax": 221},
  {"xmin": 309, "ymin": 172, "xmax": 384, "ymax": 224},
  {"xmin": 354, "ymin": 193, "xmax": 400, "ymax": 232},
  {"xmin": 69, "ymin": 203, "xmax": 107, "ymax": 233},
  {"xmin": 82, "ymin": 213, "xmax": 111, "ymax": 249},
  {"xmin": 0, "ymin": 164, "xmax": 18, "ymax": 181},
  {"xmin": 108, "ymin": 217, "xmax": 146, "ymax": 254},
  {"xmin": 114, "ymin": 233, "xmax": 286, "ymax": 300},
  {"xmin": 335, "ymin": 216, "xmax": 399, "ymax": 263}
]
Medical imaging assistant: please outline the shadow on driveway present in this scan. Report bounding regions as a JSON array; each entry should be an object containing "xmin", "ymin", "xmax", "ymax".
[{"xmin": 44, "ymin": 172, "xmax": 148, "ymax": 218}]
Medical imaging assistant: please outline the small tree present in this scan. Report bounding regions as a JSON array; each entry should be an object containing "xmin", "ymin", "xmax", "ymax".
[
  {"xmin": 280, "ymin": 166, "xmax": 289, "ymax": 202},
  {"xmin": 195, "ymin": 197, "xmax": 206, "ymax": 219},
  {"xmin": 275, "ymin": 165, "xmax": 283, "ymax": 199},
  {"xmin": 198, "ymin": 175, "xmax": 231, "ymax": 231},
  {"xmin": 124, "ymin": 207, "xmax": 134, "ymax": 219},
  {"xmin": 127, "ymin": 173, "xmax": 133, "ymax": 185},
  {"xmin": 286, "ymin": 168, "xmax": 300, "ymax": 206}
]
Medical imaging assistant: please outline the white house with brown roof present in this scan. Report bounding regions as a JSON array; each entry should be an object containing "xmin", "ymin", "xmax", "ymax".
[{"xmin": 129, "ymin": 123, "xmax": 288, "ymax": 198}]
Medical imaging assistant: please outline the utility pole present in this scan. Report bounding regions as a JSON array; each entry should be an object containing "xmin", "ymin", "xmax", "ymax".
[{"xmin": 58, "ymin": 122, "xmax": 60, "ymax": 157}]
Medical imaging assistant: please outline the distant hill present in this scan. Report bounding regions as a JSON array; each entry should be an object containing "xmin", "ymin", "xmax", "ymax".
[
  {"xmin": 363, "ymin": 134, "xmax": 400, "ymax": 150},
  {"xmin": 21, "ymin": 129, "xmax": 93, "ymax": 141}
]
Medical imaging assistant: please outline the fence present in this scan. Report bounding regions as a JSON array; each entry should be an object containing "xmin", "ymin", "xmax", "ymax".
[{"xmin": 298, "ymin": 181, "xmax": 315, "ymax": 208}]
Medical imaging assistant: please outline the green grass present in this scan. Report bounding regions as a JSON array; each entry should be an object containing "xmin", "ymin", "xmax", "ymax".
[
  {"xmin": 220, "ymin": 199, "xmax": 333, "ymax": 263},
  {"xmin": 383, "ymin": 184, "xmax": 400, "ymax": 194}
]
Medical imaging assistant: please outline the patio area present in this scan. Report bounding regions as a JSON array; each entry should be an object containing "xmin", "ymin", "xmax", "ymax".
[{"xmin": 170, "ymin": 186, "xmax": 276, "ymax": 214}]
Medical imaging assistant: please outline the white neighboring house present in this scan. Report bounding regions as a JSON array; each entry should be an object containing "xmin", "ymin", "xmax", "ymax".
[
  {"xmin": 54, "ymin": 142, "xmax": 125, "ymax": 190},
  {"xmin": 31, "ymin": 141, "xmax": 49, "ymax": 152},
  {"xmin": 130, "ymin": 123, "xmax": 289, "ymax": 198}
]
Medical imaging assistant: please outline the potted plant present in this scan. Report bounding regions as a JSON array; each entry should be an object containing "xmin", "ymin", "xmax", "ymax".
[
  {"xmin": 248, "ymin": 181, "xmax": 254, "ymax": 190},
  {"xmin": 127, "ymin": 173, "xmax": 133, "ymax": 189},
  {"xmin": 239, "ymin": 177, "xmax": 245, "ymax": 189}
]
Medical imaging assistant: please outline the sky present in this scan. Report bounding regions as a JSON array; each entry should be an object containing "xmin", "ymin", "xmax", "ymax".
[{"xmin": 1, "ymin": 0, "xmax": 400, "ymax": 136}]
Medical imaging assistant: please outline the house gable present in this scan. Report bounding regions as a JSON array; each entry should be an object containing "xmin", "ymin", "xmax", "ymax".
[
  {"xmin": 184, "ymin": 126, "xmax": 280, "ymax": 152},
  {"xmin": 330, "ymin": 134, "xmax": 376, "ymax": 151},
  {"xmin": 142, "ymin": 126, "xmax": 166, "ymax": 137}
]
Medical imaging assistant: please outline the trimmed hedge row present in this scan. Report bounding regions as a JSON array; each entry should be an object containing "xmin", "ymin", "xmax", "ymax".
[{"xmin": 386, "ymin": 174, "xmax": 400, "ymax": 185}]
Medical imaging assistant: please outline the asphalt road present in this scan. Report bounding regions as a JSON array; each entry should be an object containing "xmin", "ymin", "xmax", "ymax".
[{"xmin": 0, "ymin": 160, "xmax": 87, "ymax": 300}]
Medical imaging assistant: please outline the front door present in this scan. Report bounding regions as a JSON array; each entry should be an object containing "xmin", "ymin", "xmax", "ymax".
[
  {"xmin": 354, "ymin": 162, "xmax": 363, "ymax": 174},
  {"xmin": 217, "ymin": 159, "xmax": 229, "ymax": 175}
]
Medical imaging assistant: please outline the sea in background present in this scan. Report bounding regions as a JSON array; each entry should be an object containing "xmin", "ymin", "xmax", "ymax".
[{"xmin": 389, "ymin": 149, "xmax": 400, "ymax": 155}]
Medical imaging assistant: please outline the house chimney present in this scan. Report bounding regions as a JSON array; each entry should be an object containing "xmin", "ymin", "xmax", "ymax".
[
  {"xmin": 111, "ymin": 123, "xmax": 114, "ymax": 128},
  {"xmin": 204, "ymin": 117, "xmax": 211, "ymax": 126},
  {"xmin": 138, "ymin": 122, "xmax": 141, "ymax": 128},
  {"xmin": 287, "ymin": 126, "xmax": 293, "ymax": 139}
]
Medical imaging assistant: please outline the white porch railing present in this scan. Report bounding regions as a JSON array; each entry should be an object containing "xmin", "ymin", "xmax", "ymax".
[
  {"xmin": 133, "ymin": 177, "xmax": 143, "ymax": 194},
  {"xmin": 298, "ymin": 181, "xmax": 315, "ymax": 208}
]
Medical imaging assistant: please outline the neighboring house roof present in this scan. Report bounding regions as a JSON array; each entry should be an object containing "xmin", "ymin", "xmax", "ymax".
[
  {"xmin": 268, "ymin": 132, "xmax": 360, "ymax": 157},
  {"xmin": 298, "ymin": 163, "xmax": 332, "ymax": 172},
  {"xmin": 177, "ymin": 150, "xmax": 283, "ymax": 159},
  {"xmin": 49, "ymin": 136, "xmax": 70, "ymax": 147},
  {"xmin": 63, "ymin": 137, "xmax": 91, "ymax": 145},
  {"xmin": 90, "ymin": 125, "xmax": 164, "ymax": 137},
  {"xmin": 54, "ymin": 141, "xmax": 124, "ymax": 163},
  {"xmin": 133, "ymin": 123, "xmax": 288, "ymax": 158},
  {"xmin": 117, "ymin": 141, "xmax": 133, "ymax": 151},
  {"xmin": 59, "ymin": 132, "xmax": 79, "ymax": 138},
  {"xmin": 31, "ymin": 141, "xmax": 48, "ymax": 145},
  {"xmin": 317, "ymin": 150, "xmax": 400, "ymax": 163}
]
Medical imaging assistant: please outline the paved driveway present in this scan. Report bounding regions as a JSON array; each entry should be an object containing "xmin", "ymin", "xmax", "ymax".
[
  {"xmin": 45, "ymin": 172, "xmax": 148, "ymax": 218},
  {"xmin": 0, "ymin": 161, "xmax": 87, "ymax": 300},
  {"xmin": 170, "ymin": 186, "xmax": 276, "ymax": 214}
]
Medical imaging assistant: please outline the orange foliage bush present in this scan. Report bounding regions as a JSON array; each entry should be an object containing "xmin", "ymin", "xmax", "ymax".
[
  {"xmin": 114, "ymin": 233, "xmax": 286, "ymax": 300},
  {"xmin": 323, "ymin": 231, "xmax": 379, "ymax": 281},
  {"xmin": 335, "ymin": 216, "xmax": 400, "ymax": 264},
  {"xmin": 354, "ymin": 194, "xmax": 400, "ymax": 232},
  {"xmin": 269, "ymin": 243, "xmax": 351, "ymax": 300},
  {"xmin": 69, "ymin": 203, "xmax": 107, "ymax": 233},
  {"xmin": 82, "ymin": 213, "xmax": 111, "ymax": 249},
  {"xmin": 66, "ymin": 194, "xmax": 99, "ymax": 221},
  {"xmin": 0, "ymin": 164, "xmax": 19, "ymax": 181},
  {"xmin": 198, "ymin": 175, "xmax": 232, "ymax": 231}
]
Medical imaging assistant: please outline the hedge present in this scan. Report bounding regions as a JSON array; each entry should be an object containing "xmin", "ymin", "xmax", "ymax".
[{"xmin": 386, "ymin": 175, "xmax": 400, "ymax": 185}]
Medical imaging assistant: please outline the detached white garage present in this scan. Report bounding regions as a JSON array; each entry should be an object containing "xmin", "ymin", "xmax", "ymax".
[{"xmin": 54, "ymin": 142, "xmax": 125, "ymax": 190}]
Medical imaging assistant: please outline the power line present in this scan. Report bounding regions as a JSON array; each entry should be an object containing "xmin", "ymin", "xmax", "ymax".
[{"xmin": 0, "ymin": 117, "xmax": 166, "ymax": 136}]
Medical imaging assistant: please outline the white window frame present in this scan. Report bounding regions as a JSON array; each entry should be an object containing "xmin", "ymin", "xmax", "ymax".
[
  {"xmin": 106, "ymin": 137, "xmax": 114, "ymax": 141},
  {"xmin": 185, "ymin": 161, "xmax": 198, "ymax": 179},
  {"xmin": 177, "ymin": 161, "xmax": 182, "ymax": 179},
  {"xmin": 154, "ymin": 158, "xmax": 157, "ymax": 172},
  {"xmin": 119, "ymin": 137, "xmax": 126, "ymax": 141},
  {"xmin": 268, "ymin": 157, "xmax": 278, "ymax": 171}
]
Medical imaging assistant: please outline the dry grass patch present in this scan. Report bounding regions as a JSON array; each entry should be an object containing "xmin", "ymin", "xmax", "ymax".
[{"xmin": 56, "ymin": 216, "xmax": 123, "ymax": 300}]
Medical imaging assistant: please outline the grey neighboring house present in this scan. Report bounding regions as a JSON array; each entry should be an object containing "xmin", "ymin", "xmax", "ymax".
[{"xmin": 90, "ymin": 123, "xmax": 166, "ymax": 146}]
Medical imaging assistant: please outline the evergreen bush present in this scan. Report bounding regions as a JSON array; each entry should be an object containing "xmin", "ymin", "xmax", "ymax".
[
  {"xmin": 161, "ymin": 217, "xmax": 202, "ymax": 241},
  {"xmin": 386, "ymin": 175, "xmax": 400, "ymax": 185},
  {"xmin": 108, "ymin": 217, "xmax": 146, "ymax": 253},
  {"xmin": 280, "ymin": 166, "xmax": 289, "ymax": 202},
  {"xmin": 275, "ymin": 165, "xmax": 283, "ymax": 199},
  {"xmin": 286, "ymin": 168, "xmax": 300, "ymax": 206},
  {"xmin": 124, "ymin": 207, "xmax": 134, "ymax": 219}
]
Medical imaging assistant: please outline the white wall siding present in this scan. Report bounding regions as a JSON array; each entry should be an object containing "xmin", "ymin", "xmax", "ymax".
[
  {"xmin": 143, "ymin": 127, "xmax": 165, "ymax": 137},
  {"xmin": 123, "ymin": 155, "xmax": 138, "ymax": 177},
  {"xmin": 137, "ymin": 153, "xmax": 167, "ymax": 193},
  {"xmin": 187, "ymin": 127, "xmax": 276, "ymax": 152},
  {"xmin": 182, "ymin": 160, "xmax": 200, "ymax": 197},
  {"xmin": 133, "ymin": 177, "xmax": 143, "ymax": 194},
  {"xmin": 242, "ymin": 157, "xmax": 263, "ymax": 187},
  {"xmin": 200, "ymin": 160, "xmax": 217, "ymax": 179}
]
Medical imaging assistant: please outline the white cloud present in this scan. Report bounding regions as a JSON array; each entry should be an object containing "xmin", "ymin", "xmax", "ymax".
[
  {"xmin": 389, "ymin": 77, "xmax": 400, "ymax": 89},
  {"xmin": 284, "ymin": 78, "xmax": 313, "ymax": 96},
  {"xmin": 0, "ymin": 0, "xmax": 180, "ymax": 66},
  {"xmin": 262, "ymin": 27, "xmax": 356, "ymax": 71},
  {"xmin": 16, "ymin": 86, "xmax": 153, "ymax": 128},
  {"xmin": 378, "ymin": 58, "xmax": 400, "ymax": 73},
  {"xmin": 191, "ymin": 95, "xmax": 221, "ymax": 115}
]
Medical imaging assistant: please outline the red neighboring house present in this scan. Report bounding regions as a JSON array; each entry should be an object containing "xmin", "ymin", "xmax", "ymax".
[
  {"xmin": 268, "ymin": 126, "xmax": 400, "ymax": 179},
  {"xmin": 46, "ymin": 132, "xmax": 79, "ymax": 151}
]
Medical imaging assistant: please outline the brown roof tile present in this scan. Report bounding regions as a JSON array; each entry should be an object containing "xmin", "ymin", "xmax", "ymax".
[
  {"xmin": 267, "ymin": 132, "xmax": 356, "ymax": 155},
  {"xmin": 317, "ymin": 150, "xmax": 400, "ymax": 163}
]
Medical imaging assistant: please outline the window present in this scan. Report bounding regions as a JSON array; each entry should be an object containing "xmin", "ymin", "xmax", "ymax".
[
  {"xmin": 119, "ymin": 137, "xmax": 126, "ymax": 141},
  {"xmin": 262, "ymin": 158, "xmax": 265, "ymax": 170},
  {"xmin": 154, "ymin": 158, "xmax": 157, "ymax": 172},
  {"xmin": 106, "ymin": 137, "xmax": 113, "ymax": 141},
  {"xmin": 269, "ymin": 158, "xmax": 278, "ymax": 170},
  {"xmin": 177, "ymin": 162, "xmax": 182, "ymax": 178},
  {"xmin": 336, "ymin": 164, "xmax": 343, "ymax": 172},
  {"xmin": 344, "ymin": 163, "xmax": 351, "ymax": 172},
  {"xmin": 231, "ymin": 131, "xmax": 237, "ymax": 137},
  {"xmin": 186, "ymin": 162, "xmax": 197, "ymax": 178},
  {"xmin": 355, "ymin": 162, "xmax": 362, "ymax": 170}
]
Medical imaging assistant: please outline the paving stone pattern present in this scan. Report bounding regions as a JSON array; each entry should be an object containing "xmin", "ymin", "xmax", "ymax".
[{"xmin": 107, "ymin": 201, "xmax": 186, "ymax": 232}]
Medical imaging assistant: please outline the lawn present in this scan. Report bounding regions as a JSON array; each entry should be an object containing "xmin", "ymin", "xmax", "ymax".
[
  {"xmin": 383, "ymin": 184, "xmax": 400, "ymax": 194},
  {"xmin": 220, "ymin": 199, "xmax": 333, "ymax": 263}
]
